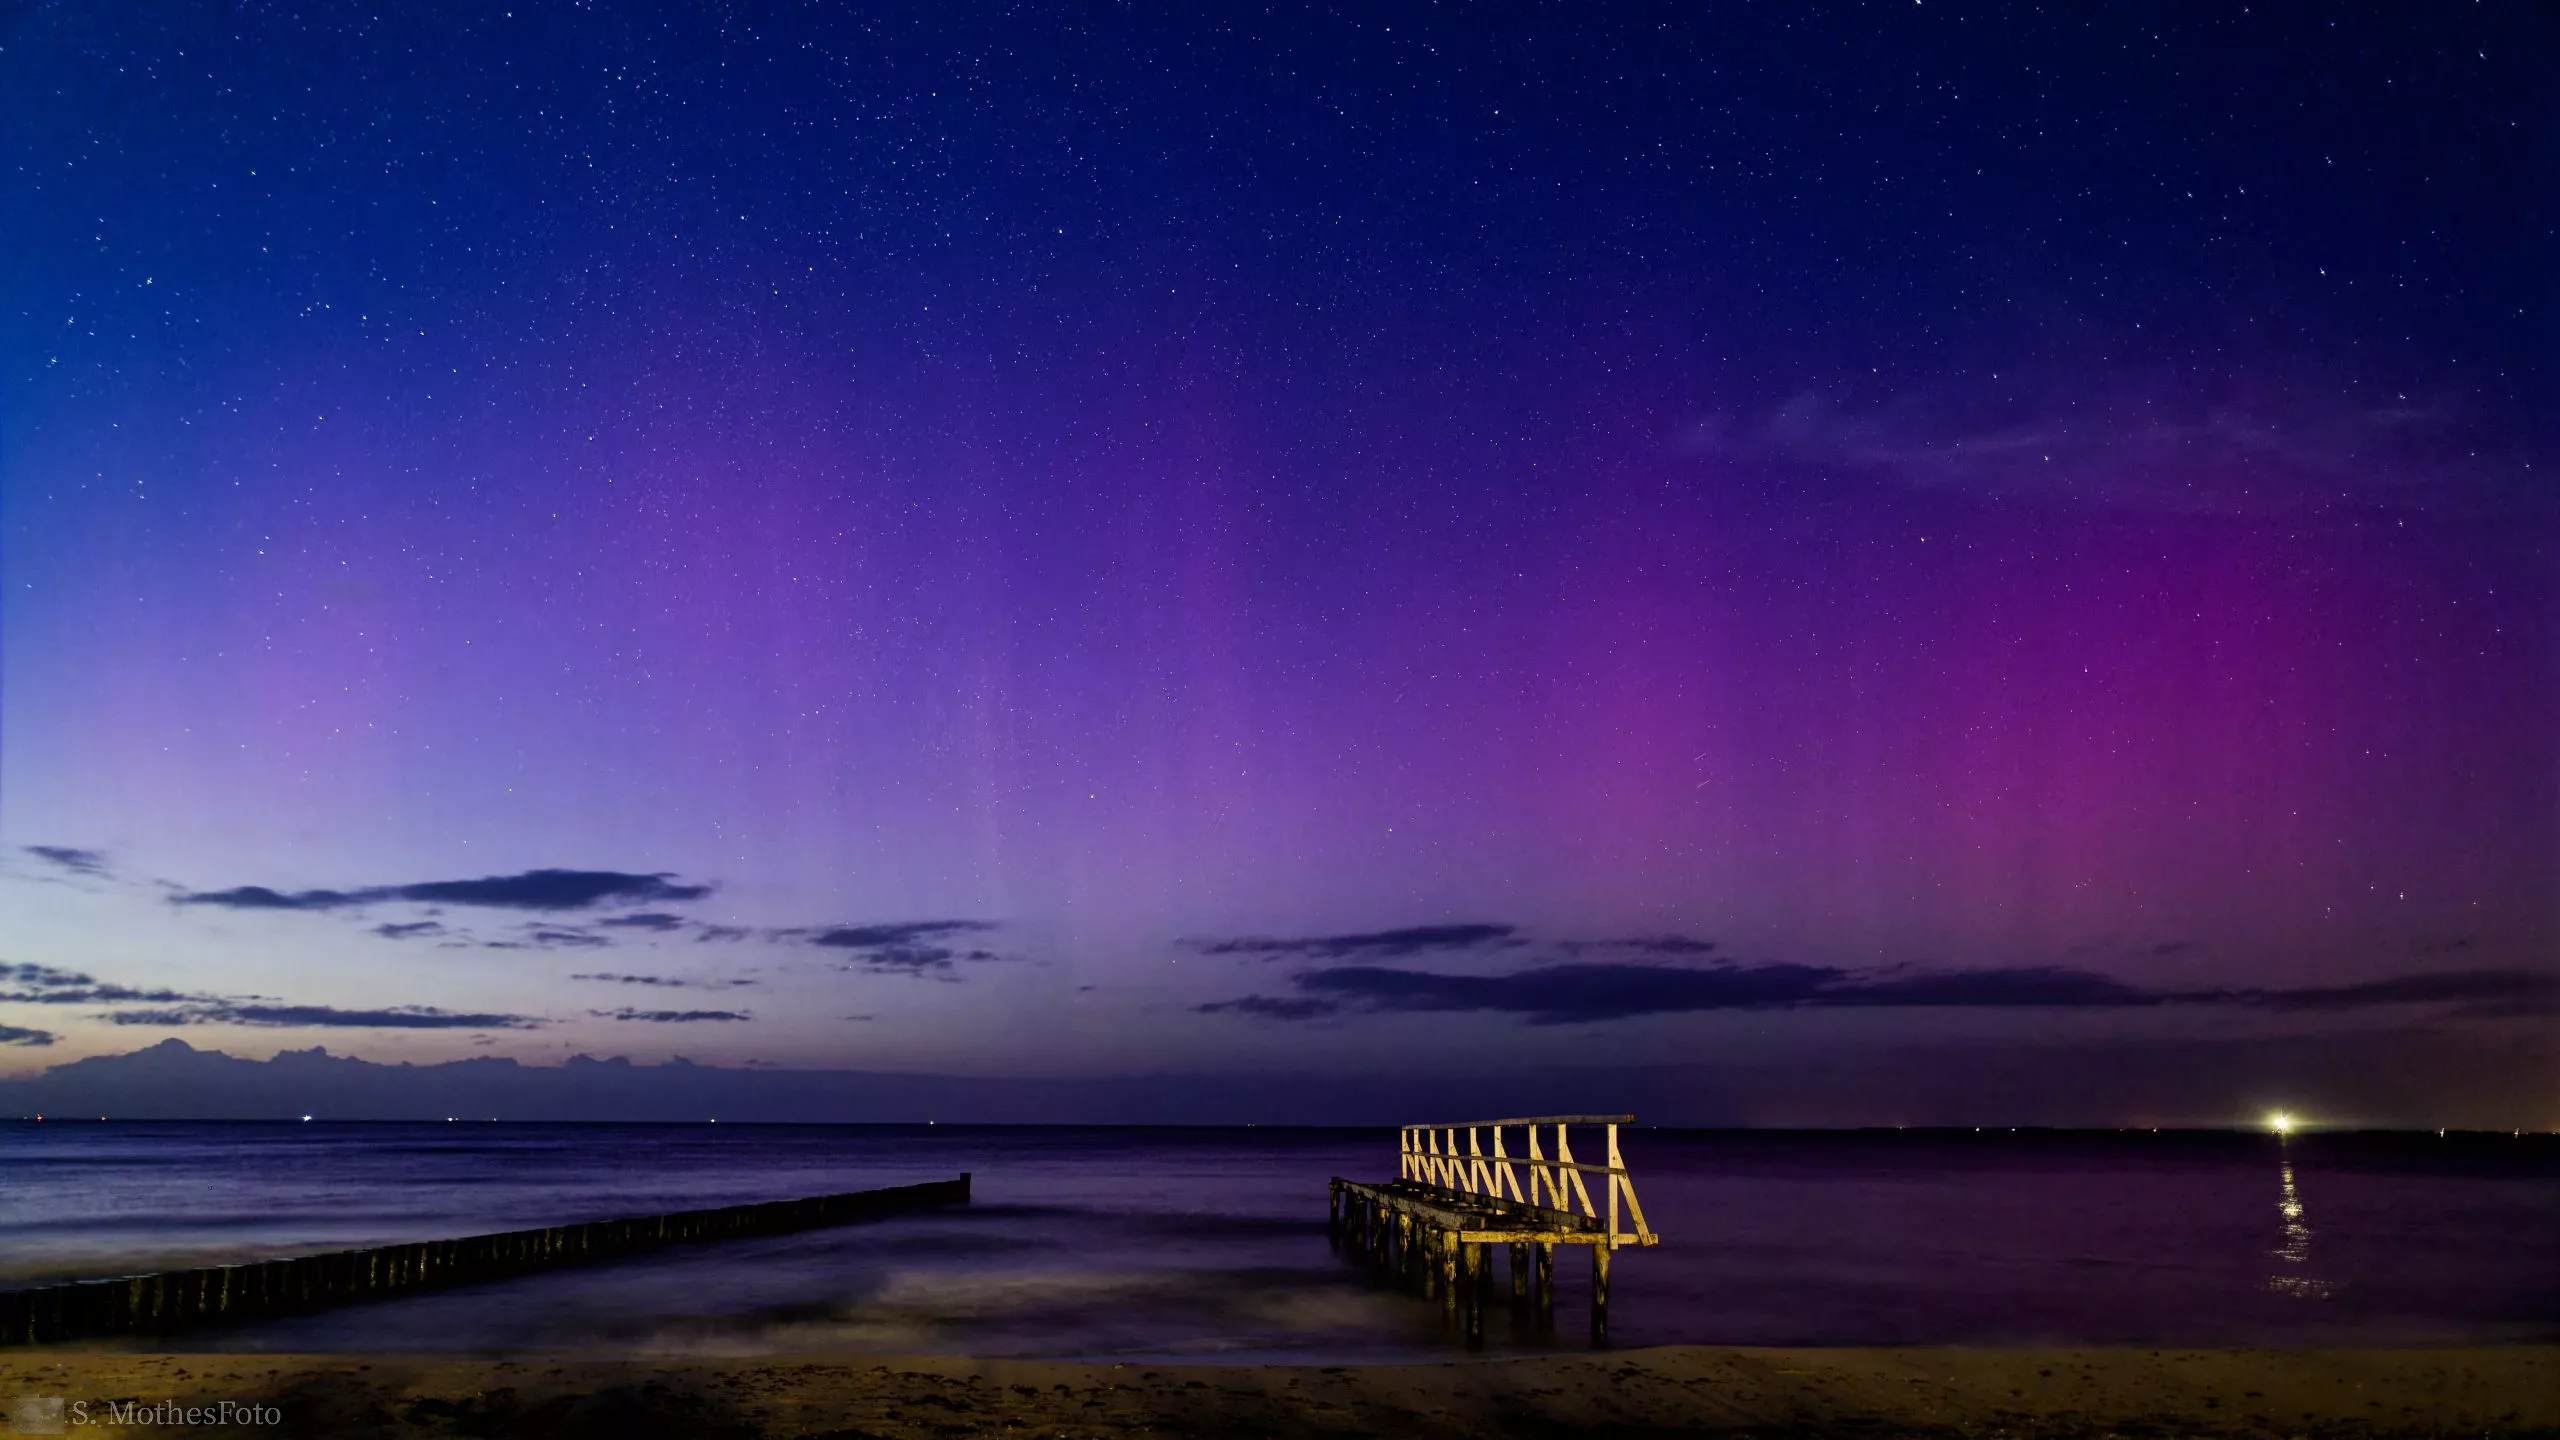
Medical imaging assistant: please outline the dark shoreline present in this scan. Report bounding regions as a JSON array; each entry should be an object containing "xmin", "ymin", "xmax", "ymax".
[{"xmin": 6, "ymin": 1344, "xmax": 2553, "ymax": 1438}]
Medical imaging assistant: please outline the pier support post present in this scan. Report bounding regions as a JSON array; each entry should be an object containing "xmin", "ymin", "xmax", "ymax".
[
  {"xmin": 1328, "ymin": 1183, "xmax": 1341, "ymax": 1244},
  {"xmin": 1439, "ymin": 1232, "xmax": 1459, "ymax": 1320},
  {"xmin": 1591, "ymin": 1243, "xmax": 1611, "ymax": 1344},
  {"xmin": 1535, "ymin": 1242, "xmax": 1553, "ymax": 1326},
  {"xmin": 1462, "ymin": 1243, "xmax": 1485, "ymax": 1345},
  {"xmin": 1508, "ymin": 1242, "xmax": 1526, "ymax": 1306}
]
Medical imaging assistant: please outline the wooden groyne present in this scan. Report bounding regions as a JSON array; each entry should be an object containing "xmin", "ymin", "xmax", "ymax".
[
  {"xmin": 1332, "ymin": 1116, "xmax": 1655, "ymax": 1344},
  {"xmin": 0, "ymin": 1174, "xmax": 969, "ymax": 1346}
]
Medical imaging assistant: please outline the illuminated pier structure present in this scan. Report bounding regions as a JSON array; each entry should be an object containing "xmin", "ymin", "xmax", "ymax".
[{"xmin": 1331, "ymin": 1115, "xmax": 1657, "ymax": 1344}]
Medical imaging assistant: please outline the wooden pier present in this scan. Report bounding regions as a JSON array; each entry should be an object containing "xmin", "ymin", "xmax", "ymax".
[
  {"xmin": 1330, "ymin": 1115, "xmax": 1656, "ymax": 1344},
  {"xmin": 0, "ymin": 1175, "xmax": 969, "ymax": 1347}
]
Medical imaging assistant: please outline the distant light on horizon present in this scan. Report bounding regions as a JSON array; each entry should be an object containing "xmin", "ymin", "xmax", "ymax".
[{"xmin": 2268, "ymin": 1111, "xmax": 2296, "ymax": 1135}]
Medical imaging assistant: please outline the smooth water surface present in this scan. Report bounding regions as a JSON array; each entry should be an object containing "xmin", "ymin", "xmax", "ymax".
[{"xmin": 3, "ymin": 1123, "xmax": 2552, "ymax": 1360}]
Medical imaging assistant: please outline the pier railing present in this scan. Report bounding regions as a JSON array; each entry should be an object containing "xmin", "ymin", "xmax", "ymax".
[{"xmin": 1399, "ymin": 1114, "xmax": 1653, "ymax": 1247}]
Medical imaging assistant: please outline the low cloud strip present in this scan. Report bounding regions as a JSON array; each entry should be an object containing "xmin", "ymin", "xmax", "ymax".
[
  {"xmin": 1200, "ymin": 962, "xmax": 2559, "ymax": 1024},
  {"xmin": 176, "ymin": 868, "xmax": 711, "ymax": 913},
  {"xmin": 107, "ymin": 1003, "xmax": 542, "ymax": 1030}
]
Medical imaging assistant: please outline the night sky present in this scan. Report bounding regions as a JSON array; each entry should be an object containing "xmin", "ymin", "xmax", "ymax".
[{"xmin": 3, "ymin": 3, "xmax": 2552, "ymax": 1124}]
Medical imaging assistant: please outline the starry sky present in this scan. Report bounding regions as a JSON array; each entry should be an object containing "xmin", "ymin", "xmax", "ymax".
[{"xmin": 2, "ymin": 2, "xmax": 2552, "ymax": 1123}]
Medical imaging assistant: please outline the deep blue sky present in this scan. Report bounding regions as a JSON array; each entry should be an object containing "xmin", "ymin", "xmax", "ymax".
[{"xmin": 3, "ymin": 2, "xmax": 2552, "ymax": 1124}]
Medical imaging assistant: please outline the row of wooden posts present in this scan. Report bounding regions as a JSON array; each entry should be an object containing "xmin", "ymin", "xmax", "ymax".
[
  {"xmin": 0, "ymin": 1175, "xmax": 969, "ymax": 1347},
  {"xmin": 1329, "ymin": 1181, "xmax": 1617, "ymax": 1343}
]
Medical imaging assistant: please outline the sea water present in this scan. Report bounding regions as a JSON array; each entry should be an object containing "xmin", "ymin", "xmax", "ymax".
[{"xmin": 2, "ymin": 1123, "xmax": 2551, "ymax": 1360}]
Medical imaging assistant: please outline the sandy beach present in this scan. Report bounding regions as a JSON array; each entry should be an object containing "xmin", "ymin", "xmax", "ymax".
[{"xmin": 5, "ymin": 1345, "xmax": 2551, "ymax": 1438}]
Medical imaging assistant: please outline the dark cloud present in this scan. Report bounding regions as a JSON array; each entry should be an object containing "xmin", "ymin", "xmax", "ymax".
[
  {"xmin": 799, "ymin": 920, "xmax": 1007, "ymax": 976},
  {"xmin": 1196, "ymin": 995, "xmax": 1341, "ymax": 1021},
  {"xmin": 372, "ymin": 921, "xmax": 446, "ymax": 940},
  {"xmin": 570, "ymin": 973, "xmax": 756, "ymax": 990},
  {"xmin": 1195, "ymin": 923, "xmax": 1521, "ymax": 960},
  {"xmin": 2, "ymin": 963, "xmax": 95, "ymax": 989},
  {"xmin": 804, "ymin": 920, "xmax": 996, "ymax": 949},
  {"xmin": 527, "ymin": 928, "xmax": 611, "ymax": 949},
  {"xmin": 590, "ymin": 1008, "xmax": 751, "ymax": 1023},
  {"xmin": 1563, "ymin": 935, "xmax": 1719, "ymax": 956},
  {"xmin": 179, "ymin": 885, "xmax": 359, "ymax": 910},
  {"xmin": 0, "ymin": 1023, "xmax": 56, "ymax": 1047},
  {"xmin": 1825, "ymin": 967, "xmax": 2164, "ymax": 1008},
  {"xmin": 598, "ymin": 913, "xmax": 688, "ymax": 932},
  {"xmin": 24, "ymin": 846, "xmax": 108, "ymax": 876},
  {"xmin": 392, "ymin": 870, "xmax": 710, "ymax": 909},
  {"xmin": 0, "ymin": 964, "xmax": 213, "ymax": 1007},
  {"xmin": 1288, "ymin": 960, "xmax": 1845, "ymax": 1022},
  {"xmin": 4, "ymin": 961, "xmax": 567, "ymax": 1032},
  {"xmin": 107, "ymin": 1003, "xmax": 541, "ymax": 1030},
  {"xmin": 176, "ymin": 869, "xmax": 711, "ymax": 913},
  {"xmin": 1205, "ymin": 959, "xmax": 2560, "ymax": 1025},
  {"xmin": 2240, "ymin": 968, "xmax": 2560, "ymax": 1017},
  {"xmin": 694, "ymin": 924, "xmax": 750, "ymax": 943},
  {"xmin": 2, "ymin": 983, "xmax": 207, "ymax": 1006},
  {"xmin": 840, "ymin": 945, "xmax": 998, "ymax": 975}
]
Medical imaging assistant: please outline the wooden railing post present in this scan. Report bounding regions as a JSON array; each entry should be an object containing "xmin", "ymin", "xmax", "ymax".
[{"xmin": 1606, "ymin": 1122, "xmax": 1621, "ymax": 1243}]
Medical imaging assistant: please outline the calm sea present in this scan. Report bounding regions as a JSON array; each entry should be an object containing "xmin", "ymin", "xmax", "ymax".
[{"xmin": 2, "ymin": 1123, "xmax": 2552, "ymax": 1361}]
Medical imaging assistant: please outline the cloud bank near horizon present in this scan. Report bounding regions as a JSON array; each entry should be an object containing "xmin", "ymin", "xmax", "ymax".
[{"xmin": 1199, "ymin": 960, "xmax": 2560, "ymax": 1025}]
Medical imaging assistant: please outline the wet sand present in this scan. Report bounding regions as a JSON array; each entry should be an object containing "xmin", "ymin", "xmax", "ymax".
[{"xmin": 4, "ymin": 1344, "xmax": 2552, "ymax": 1437}]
